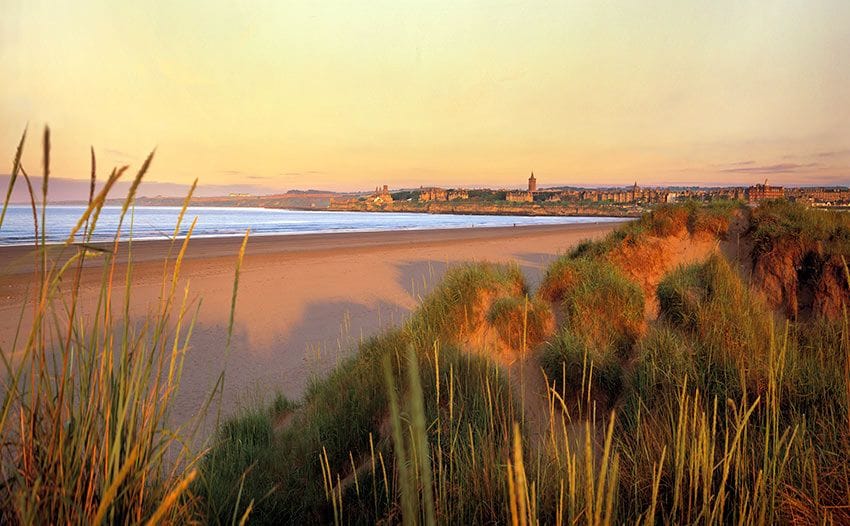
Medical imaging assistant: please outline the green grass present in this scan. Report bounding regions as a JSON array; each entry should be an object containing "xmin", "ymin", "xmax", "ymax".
[
  {"xmin": 198, "ymin": 332, "xmax": 521, "ymax": 524},
  {"xmin": 408, "ymin": 262, "xmax": 526, "ymax": 346},
  {"xmin": 569, "ymin": 200, "xmax": 740, "ymax": 262},
  {"xmin": 750, "ymin": 199, "xmax": 850, "ymax": 258},
  {"xmin": 620, "ymin": 253, "xmax": 850, "ymax": 523},
  {"xmin": 634, "ymin": 254, "xmax": 772, "ymax": 407},
  {"xmin": 540, "ymin": 257, "xmax": 644, "ymax": 353},
  {"xmin": 0, "ymin": 128, "xmax": 243, "ymax": 523},
  {"xmin": 197, "ymin": 263, "xmax": 530, "ymax": 523},
  {"xmin": 486, "ymin": 295, "xmax": 554, "ymax": 352},
  {"xmin": 538, "ymin": 257, "xmax": 644, "ymax": 407},
  {"xmin": 200, "ymin": 203, "xmax": 846, "ymax": 524},
  {"xmin": 748, "ymin": 200, "xmax": 850, "ymax": 318},
  {"xmin": 4, "ymin": 132, "xmax": 848, "ymax": 524},
  {"xmin": 540, "ymin": 329, "xmax": 625, "ymax": 410}
]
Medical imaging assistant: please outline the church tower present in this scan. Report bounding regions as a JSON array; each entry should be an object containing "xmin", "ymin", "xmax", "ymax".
[{"xmin": 528, "ymin": 172, "xmax": 537, "ymax": 193}]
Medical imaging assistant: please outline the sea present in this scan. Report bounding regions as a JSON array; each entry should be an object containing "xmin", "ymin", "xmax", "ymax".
[{"xmin": 0, "ymin": 205, "xmax": 626, "ymax": 246}]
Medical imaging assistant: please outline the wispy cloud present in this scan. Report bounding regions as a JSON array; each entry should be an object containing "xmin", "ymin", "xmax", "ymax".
[
  {"xmin": 816, "ymin": 149, "xmax": 850, "ymax": 158},
  {"xmin": 720, "ymin": 162, "xmax": 821, "ymax": 174},
  {"xmin": 715, "ymin": 160, "xmax": 755, "ymax": 167},
  {"xmin": 783, "ymin": 149, "xmax": 850, "ymax": 160},
  {"xmin": 219, "ymin": 170, "xmax": 275, "ymax": 180}
]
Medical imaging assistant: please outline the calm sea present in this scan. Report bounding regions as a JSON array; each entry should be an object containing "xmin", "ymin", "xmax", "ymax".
[{"xmin": 0, "ymin": 205, "xmax": 626, "ymax": 246}]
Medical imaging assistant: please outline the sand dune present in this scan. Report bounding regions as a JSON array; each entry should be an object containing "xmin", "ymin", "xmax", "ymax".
[{"xmin": 0, "ymin": 223, "xmax": 621, "ymax": 425}]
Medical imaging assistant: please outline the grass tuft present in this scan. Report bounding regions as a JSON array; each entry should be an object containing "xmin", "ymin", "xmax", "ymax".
[
  {"xmin": 0, "ymin": 128, "xmax": 242, "ymax": 524},
  {"xmin": 486, "ymin": 295, "xmax": 554, "ymax": 352}
]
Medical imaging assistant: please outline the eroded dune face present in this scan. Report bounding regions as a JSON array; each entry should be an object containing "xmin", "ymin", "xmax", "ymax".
[
  {"xmin": 751, "ymin": 237, "xmax": 805, "ymax": 318},
  {"xmin": 745, "ymin": 200, "xmax": 850, "ymax": 321},
  {"xmin": 813, "ymin": 255, "xmax": 850, "ymax": 319},
  {"xmin": 752, "ymin": 238, "xmax": 850, "ymax": 320}
]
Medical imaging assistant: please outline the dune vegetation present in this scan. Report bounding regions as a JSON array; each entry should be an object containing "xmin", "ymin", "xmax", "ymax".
[
  {"xmin": 0, "ymin": 129, "xmax": 237, "ymax": 524},
  {"xmin": 196, "ymin": 199, "xmax": 850, "ymax": 524},
  {"xmin": 1, "ymin": 131, "xmax": 849, "ymax": 524}
]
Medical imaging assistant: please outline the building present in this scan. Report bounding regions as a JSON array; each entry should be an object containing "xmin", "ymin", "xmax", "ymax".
[
  {"xmin": 419, "ymin": 187, "xmax": 448, "ymax": 202},
  {"xmin": 503, "ymin": 172, "xmax": 537, "ymax": 203},
  {"xmin": 447, "ymin": 189, "xmax": 469, "ymax": 200},
  {"xmin": 580, "ymin": 190, "xmax": 599, "ymax": 202},
  {"xmin": 370, "ymin": 184, "xmax": 393, "ymax": 205},
  {"xmin": 506, "ymin": 191, "xmax": 533, "ymax": 203},
  {"xmin": 787, "ymin": 188, "xmax": 850, "ymax": 206},
  {"xmin": 574, "ymin": 183, "xmax": 669, "ymax": 204},
  {"xmin": 747, "ymin": 181, "xmax": 784, "ymax": 203}
]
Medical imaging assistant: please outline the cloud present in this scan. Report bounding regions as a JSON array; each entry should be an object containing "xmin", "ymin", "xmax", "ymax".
[
  {"xmin": 816, "ymin": 149, "xmax": 850, "ymax": 158},
  {"xmin": 720, "ymin": 163, "xmax": 821, "ymax": 174},
  {"xmin": 782, "ymin": 149, "xmax": 850, "ymax": 160},
  {"xmin": 712, "ymin": 160, "xmax": 754, "ymax": 168},
  {"xmin": 219, "ymin": 170, "xmax": 274, "ymax": 180}
]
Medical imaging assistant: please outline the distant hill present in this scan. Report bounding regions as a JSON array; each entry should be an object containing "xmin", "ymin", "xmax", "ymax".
[{"xmin": 120, "ymin": 191, "xmax": 351, "ymax": 210}]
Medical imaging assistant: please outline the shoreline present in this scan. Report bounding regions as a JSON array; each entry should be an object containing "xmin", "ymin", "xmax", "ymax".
[
  {"xmin": 0, "ymin": 221, "xmax": 622, "ymax": 426},
  {"xmin": 0, "ymin": 221, "xmax": 629, "ymax": 274},
  {"xmin": 325, "ymin": 202, "xmax": 641, "ymax": 217},
  {"xmin": 45, "ymin": 198, "xmax": 644, "ymax": 217}
]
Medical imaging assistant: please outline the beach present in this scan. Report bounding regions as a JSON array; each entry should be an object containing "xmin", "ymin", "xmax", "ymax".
[{"xmin": 0, "ymin": 222, "xmax": 621, "ymax": 424}]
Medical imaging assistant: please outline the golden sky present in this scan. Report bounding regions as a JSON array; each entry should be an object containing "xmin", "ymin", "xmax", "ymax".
[{"xmin": 2, "ymin": 1, "xmax": 849, "ymax": 193}]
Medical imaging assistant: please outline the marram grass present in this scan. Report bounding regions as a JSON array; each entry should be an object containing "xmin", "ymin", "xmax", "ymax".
[
  {"xmin": 201, "ymin": 201, "xmax": 848, "ymax": 524},
  {"xmin": 0, "ymin": 128, "xmax": 247, "ymax": 524},
  {"xmin": 2, "ymin": 131, "xmax": 849, "ymax": 524}
]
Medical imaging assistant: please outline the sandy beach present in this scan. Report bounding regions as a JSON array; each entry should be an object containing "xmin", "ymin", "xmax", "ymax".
[{"xmin": 0, "ymin": 222, "xmax": 621, "ymax": 424}]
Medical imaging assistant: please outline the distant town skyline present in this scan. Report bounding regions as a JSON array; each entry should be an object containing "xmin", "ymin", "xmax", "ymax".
[
  {"xmin": 2, "ymin": 172, "xmax": 847, "ymax": 205},
  {"xmin": 3, "ymin": 2, "xmax": 849, "ymax": 195}
]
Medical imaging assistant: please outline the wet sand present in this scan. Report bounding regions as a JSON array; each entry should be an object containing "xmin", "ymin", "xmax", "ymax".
[{"xmin": 0, "ymin": 222, "xmax": 622, "ymax": 424}]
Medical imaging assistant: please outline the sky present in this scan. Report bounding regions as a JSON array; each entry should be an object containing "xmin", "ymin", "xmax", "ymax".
[{"xmin": 2, "ymin": 1, "xmax": 849, "ymax": 196}]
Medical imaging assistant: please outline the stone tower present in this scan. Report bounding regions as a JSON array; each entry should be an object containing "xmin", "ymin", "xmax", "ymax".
[{"xmin": 528, "ymin": 172, "xmax": 537, "ymax": 193}]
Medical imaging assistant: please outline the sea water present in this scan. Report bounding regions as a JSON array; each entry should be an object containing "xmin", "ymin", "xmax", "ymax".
[{"xmin": 0, "ymin": 205, "xmax": 626, "ymax": 246}]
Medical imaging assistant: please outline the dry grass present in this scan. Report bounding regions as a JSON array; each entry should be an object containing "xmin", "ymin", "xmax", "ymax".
[
  {"xmin": 4, "ymin": 132, "xmax": 847, "ymax": 524},
  {"xmin": 749, "ymin": 200, "xmax": 850, "ymax": 318},
  {"xmin": 408, "ymin": 262, "xmax": 526, "ymax": 346},
  {"xmin": 196, "ymin": 204, "xmax": 850, "ymax": 524},
  {"xmin": 0, "ymin": 128, "xmax": 246, "ymax": 524},
  {"xmin": 486, "ymin": 295, "xmax": 555, "ymax": 353},
  {"xmin": 199, "ymin": 202, "xmax": 850, "ymax": 525}
]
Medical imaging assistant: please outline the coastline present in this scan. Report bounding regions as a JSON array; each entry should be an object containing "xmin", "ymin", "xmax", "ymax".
[
  {"xmin": 327, "ymin": 201, "xmax": 642, "ymax": 217},
  {"xmin": 56, "ymin": 197, "xmax": 644, "ymax": 217},
  {"xmin": 0, "ymin": 221, "xmax": 622, "ymax": 426},
  {"xmin": 0, "ymin": 221, "xmax": 628, "ymax": 274}
]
